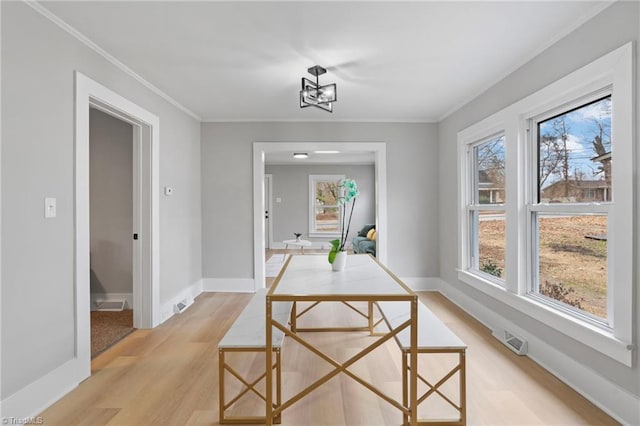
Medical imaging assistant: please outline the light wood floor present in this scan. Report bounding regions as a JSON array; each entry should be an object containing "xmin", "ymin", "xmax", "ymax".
[{"xmin": 40, "ymin": 253, "xmax": 618, "ymax": 425}]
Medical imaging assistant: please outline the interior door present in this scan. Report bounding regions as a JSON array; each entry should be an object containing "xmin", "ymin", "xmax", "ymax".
[{"xmin": 264, "ymin": 174, "xmax": 272, "ymax": 249}]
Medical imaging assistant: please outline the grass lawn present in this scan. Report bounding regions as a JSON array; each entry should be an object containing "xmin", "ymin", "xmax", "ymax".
[{"xmin": 479, "ymin": 215, "xmax": 607, "ymax": 319}]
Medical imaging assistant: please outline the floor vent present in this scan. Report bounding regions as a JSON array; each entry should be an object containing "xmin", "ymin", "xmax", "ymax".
[
  {"xmin": 95, "ymin": 300, "xmax": 126, "ymax": 312},
  {"xmin": 174, "ymin": 298, "xmax": 189, "ymax": 314},
  {"xmin": 492, "ymin": 328, "xmax": 528, "ymax": 355}
]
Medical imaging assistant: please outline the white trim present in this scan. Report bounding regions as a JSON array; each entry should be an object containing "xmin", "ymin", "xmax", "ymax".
[
  {"xmin": 23, "ymin": 1, "xmax": 200, "ymax": 121},
  {"xmin": 253, "ymin": 142, "xmax": 388, "ymax": 290},
  {"xmin": 0, "ymin": 0, "xmax": 3, "ymax": 418},
  {"xmin": 75, "ymin": 72, "xmax": 161, "ymax": 390},
  {"xmin": 1, "ymin": 359, "xmax": 80, "ymax": 421},
  {"xmin": 202, "ymin": 118, "xmax": 436, "ymax": 124},
  {"xmin": 308, "ymin": 174, "xmax": 345, "ymax": 236},
  {"xmin": 202, "ymin": 278, "xmax": 256, "ymax": 293},
  {"xmin": 90, "ymin": 293, "xmax": 134, "ymax": 311},
  {"xmin": 159, "ymin": 279, "xmax": 203, "ymax": 324},
  {"xmin": 436, "ymin": 278, "xmax": 639, "ymax": 426}
]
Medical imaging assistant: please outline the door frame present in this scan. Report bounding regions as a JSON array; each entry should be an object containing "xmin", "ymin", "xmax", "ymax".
[
  {"xmin": 75, "ymin": 72, "xmax": 160, "ymax": 379},
  {"xmin": 253, "ymin": 142, "xmax": 387, "ymax": 289},
  {"xmin": 264, "ymin": 174, "xmax": 273, "ymax": 249}
]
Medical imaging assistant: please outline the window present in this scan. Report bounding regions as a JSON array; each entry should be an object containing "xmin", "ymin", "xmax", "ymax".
[
  {"xmin": 309, "ymin": 175, "xmax": 344, "ymax": 236},
  {"xmin": 529, "ymin": 95, "xmax": 611, "ymax": 323},
  {"xmin": 457, "ymin": 43, "xmax": 633, "ymax": 366},
  {"xmin": 467, "ymin": 135, "xmax": 506, "ymax": 283}
]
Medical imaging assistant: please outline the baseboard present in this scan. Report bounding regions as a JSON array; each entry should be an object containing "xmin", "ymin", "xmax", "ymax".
[
  {"xmin": 159, "ymin": 279, "xmax": 203, "ymax": 324},
  {"xmin": 437, "ymin": 278, "xmax": 640, "ymax": 425},
  {"xmin": 90, "ymin": 292, "xmax": 133, "ymax": 311},
  {"xmin": 202, "ymin": 278, "xmax": 255, "ymax": 293},
  {"xmin": 400, "ymin": 277, "xmax": 442, "ymax": 291},
  {"xmin": 1, "ymin": 358, "xmax": 81, "ymax": 421}
]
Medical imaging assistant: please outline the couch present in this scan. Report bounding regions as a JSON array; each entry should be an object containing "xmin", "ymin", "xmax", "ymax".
[{"xmin": 352, "ymin": 224, "xmax": 376, "ymax": 256}]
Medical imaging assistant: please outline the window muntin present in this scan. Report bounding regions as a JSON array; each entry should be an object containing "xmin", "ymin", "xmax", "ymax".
[
  {"xmin": 309, "ymin": 175, "xmax": 344, "ymax": 235},
  {"xmin": 537, "ymin": 96, "xmax": 612, "ymax": 204},
  {"xmin": 468, "ymin": 135, "xmax": 506, "ymax": 283}
]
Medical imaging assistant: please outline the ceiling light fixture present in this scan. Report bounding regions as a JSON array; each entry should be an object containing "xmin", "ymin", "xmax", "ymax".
[
  {"xmin": 293, "ymin": 152, "xmax": 309, "ymax": 159},
  {"xmin": 300, "ymin": 65, "xmax": 337, "ymax": 113}
]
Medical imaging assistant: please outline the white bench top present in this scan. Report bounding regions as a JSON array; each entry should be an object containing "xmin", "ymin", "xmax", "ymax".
[
  {"xmin": 377, "ymin": 301, "xmax": 466, "ymax": 351},
  {"xmin": 219, "ymin": 288, "xmax": 292, "ymax": 349}
]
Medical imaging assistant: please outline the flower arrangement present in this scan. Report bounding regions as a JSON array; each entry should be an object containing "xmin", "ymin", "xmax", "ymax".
[{"xmin": 328, "ymin": 178, "xmax": 359, "ymax": 264}]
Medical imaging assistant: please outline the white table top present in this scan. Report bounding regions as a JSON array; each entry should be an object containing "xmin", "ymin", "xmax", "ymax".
[
  {"xmin": 270, "ymin": 254, "xmax": 413, "ymax": 297},
  {"xmin": 283, "ymin": 239, "xmax": 312, "ymax": 246}
]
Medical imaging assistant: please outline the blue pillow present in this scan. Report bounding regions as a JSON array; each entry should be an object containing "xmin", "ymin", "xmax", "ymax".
[{"xmin": 357, "ymin": 224, "xmax": 375, "ymax": 237}]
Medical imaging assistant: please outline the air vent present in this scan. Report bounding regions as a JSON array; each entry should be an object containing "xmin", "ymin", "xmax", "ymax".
[
  {"xmin": 492, "ymin": 328, "xmax": 528, "ymax": 355},
  {"xmin": 173, "ymin": 298, "xmax": 190, "ymax": 314}
]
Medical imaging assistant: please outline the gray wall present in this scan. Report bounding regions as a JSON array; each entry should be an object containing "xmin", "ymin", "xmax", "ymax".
[
  {"xmin": 437, "ymin": 1, "xmax": 639, "ymax": 396},
  {"xmin": 265, "ymin": 164, "xmax": 375, "ymax": 244},
  {"xmin": 1, "ymin": 2, "xmax": 202, "ymax": 398},
  {"xmin": 89, "ymin": 109, "xmax": 133, "ymax": 296},
  {"xmin": 201, "ymin": 122, "xmax": 439, "ymax": 280}
]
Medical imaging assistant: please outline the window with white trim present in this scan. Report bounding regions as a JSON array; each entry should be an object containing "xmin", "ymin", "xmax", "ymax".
[
  {"xmin": 528, "ymin": 94, "xmax": 612, "ymax": 324},
  {"xmin": 309, "ymin": 175, "xmax": 344, "ymax": 236},
  {"xmin": 457, "ymin": 43, "xmax": 634, "ymax": 366},
  {"xmin": 466, "ymin": 134, "xmax": 506, "ymax": 284}
]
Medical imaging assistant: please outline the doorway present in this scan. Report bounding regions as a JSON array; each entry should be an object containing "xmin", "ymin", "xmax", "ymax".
[
  {"xmin": 75, "ymin": 72, "xmax": 160, "ymax": 381},
  {"xmin": 253, "ymin": 142, "xmax": 388, "ymax": 290},
  {"xmin": 89, "ymin": 108, "xmax": 135, "ymax": 357}
]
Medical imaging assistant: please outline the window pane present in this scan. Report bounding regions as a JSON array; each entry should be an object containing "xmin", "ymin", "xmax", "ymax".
[
  {"xmin": 315, "ymin": 207, "xmax": 340, "ymax": 232},
  {"xmin": 474, "ymin": 136, "xmax": 505, "ymax": 204},
  {"xmin": 535, "ymin": 214, "xmax": 607, "ymax": 320},
  {"xmin": 471, "ymin": 210, "xmax": 506, "ymax": 280},
  {"xmin": 538, "ymin": 97, "xmax": 612, "ymax": 203},
  {"xmin": 315, "ymin": 181, "xmax": 340, "ymax": 206}
]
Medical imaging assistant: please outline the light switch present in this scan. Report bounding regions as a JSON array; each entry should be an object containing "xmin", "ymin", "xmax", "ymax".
[
  {"xmin": 276, "ymin": 197, "xmax": 282, "ymax": 203},
  {"xmin": 164, "ymin": 186, "xmax": 173, "ymax": 196},
  {"xmin": 45, "ymin": 197, "xmax": 57, "ymax": 218}
]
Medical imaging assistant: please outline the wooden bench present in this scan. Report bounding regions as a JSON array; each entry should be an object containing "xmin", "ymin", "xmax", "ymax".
[
  {"xmin": 218, "ymin": 288, "xmax": 292, "ymax": 424},
  {"xmin": 377, "ymin": 300, "xmax": 467, "ymax": 426}
]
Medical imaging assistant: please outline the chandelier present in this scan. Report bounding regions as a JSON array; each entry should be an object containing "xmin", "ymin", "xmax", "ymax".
[{"xmin": 300, "ymin": 65, "xmax": 337, "ymax": 113}]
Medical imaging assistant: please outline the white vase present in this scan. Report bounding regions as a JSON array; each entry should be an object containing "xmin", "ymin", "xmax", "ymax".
[{"xmin": 331, "ymin": 251, "xmax": 348, "ymax": 271}]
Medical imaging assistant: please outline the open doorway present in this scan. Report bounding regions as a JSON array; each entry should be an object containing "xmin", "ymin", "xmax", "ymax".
[
  {"xmin": 89, "ymin": 108, "xmax": 135, "ymax": 357},
  {"xmin": 253, "ymin": 142, "xmax": 388, "ymax": 290},
  {"xmin": 75, "ymin": 72, "xmax": 160, "ymax": 381}
]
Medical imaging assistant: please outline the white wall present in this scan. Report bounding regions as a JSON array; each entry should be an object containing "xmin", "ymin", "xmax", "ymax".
[
  {"xmin": 265, "ymin": 164, "xmax": 375, "ymax": 244},
  {"xmin": 1, "ymin": 1, "xmax": 202, "ymax": 401},
  {"xmin": 89, "ymin": 108, "xmax": 133, "ymax": 298},
  {"xmin": 438, "ymin": 0, "xmax": 639, "ymax": 401},
  {"xmin": 201, "ymin": 122, "xmax": 439, "ymax": 281}
]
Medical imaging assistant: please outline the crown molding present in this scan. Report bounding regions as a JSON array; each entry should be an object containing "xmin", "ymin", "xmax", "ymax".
[{"xmin": 24, "ymin": 1, "xmax": 202, "ymax": 121}]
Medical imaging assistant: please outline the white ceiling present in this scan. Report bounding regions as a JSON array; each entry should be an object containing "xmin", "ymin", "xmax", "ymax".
[
  {"xmin": 265, "ymin": 150, "xmax": 375, "ymax": 165},
  {"xmin": 40, "ymin": 1, "xmax": 611, "ymax": 122}
]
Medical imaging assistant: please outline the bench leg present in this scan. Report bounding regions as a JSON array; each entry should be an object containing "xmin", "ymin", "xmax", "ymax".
[
  {"xmin": 460, "ymin": 350, "xmax": 466, "ymax": 426},
  {"xmin": 218, "ymin": 349, "xmax": 225, "ymax": 425},
  {"xmin": 402, "ymin": 351, "xmax": 408, "ymax": 426}
]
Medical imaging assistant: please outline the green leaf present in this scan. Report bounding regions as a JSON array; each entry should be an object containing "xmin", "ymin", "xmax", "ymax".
[{"xmin": 328, "ymin": 239, "xmax": 341, "ymax": 264}]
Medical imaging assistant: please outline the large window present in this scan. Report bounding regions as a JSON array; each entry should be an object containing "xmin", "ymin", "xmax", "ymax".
[
  {"xmin": 467, "ymin": 135, "xmax": 506, "ymax": 283},
  {"xmin": 457, "ymin": 43, "xmax": 633, "ymax": 366},
  {"xmin": 530, "ymin": 95, "xmax": 611, "ymax": 323},
  {"xmin": 309, "ymin": 175, "xmax": 344, "ymax": 236}
]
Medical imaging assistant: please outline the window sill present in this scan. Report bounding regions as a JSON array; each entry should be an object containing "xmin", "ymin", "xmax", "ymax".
[
  {"xmin": 308, "ymin": 232, "xmax": 341, "ymax": 239},
  {"xmin": 457, "ymin": 269, "xmax": 632, "ymax": 366}
]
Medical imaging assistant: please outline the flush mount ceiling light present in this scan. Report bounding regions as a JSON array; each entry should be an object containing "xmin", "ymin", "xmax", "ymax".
[
  {"xmin": 300, "ymin": 65, "xmax": 337, "ymax": 113},
  {"xmin": 293, "ymin": 152, "xmax": 309, "ymax": 159}
]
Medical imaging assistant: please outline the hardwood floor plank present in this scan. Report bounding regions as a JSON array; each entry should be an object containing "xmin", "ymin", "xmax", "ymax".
[{"xmin": 39, "ymin": 288, "xmax": 618, "ymax": 425}]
